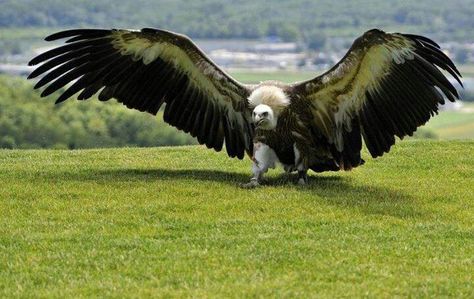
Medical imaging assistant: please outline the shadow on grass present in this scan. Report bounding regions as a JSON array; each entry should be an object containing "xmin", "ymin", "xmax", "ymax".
[
  {"xmin": 306, "ymin": 176, "xmax": 421, "ymax": 218},
  {"xmin": 266, "ymin": 173, "xmax": 420, "ymax": 218},
  {"xmin": 66, "ymin": 168, "xmax": 251, "ymax": 184},
  {"xmin": 46, "ymin": 167, "xmax": 421, "ymax": 218}
]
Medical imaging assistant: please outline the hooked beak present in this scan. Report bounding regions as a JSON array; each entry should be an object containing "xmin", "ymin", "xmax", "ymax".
[{"xmin": 255, "ymin": 118, "xmax": 266, "ymax": 127}]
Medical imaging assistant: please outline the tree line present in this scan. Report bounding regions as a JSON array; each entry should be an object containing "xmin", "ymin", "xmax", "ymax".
[
  {"xmin": 1, "ymin": 0, "xmax": 473, "ymax": 43},
  {"xmin": 0, "ymin": 75, "xmax": 196, "ymax": 149},
  {"xmin": 1, "ymin": 73, "xmax": 463, "ymax": 150}
]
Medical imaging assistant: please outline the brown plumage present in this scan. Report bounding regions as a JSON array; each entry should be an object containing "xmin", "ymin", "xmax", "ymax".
[{"xmin": 28, "ymin": 28, "xmax": 462, "ymax": 186}]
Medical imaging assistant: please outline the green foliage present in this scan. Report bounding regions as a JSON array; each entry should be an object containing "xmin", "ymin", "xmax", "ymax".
[
  {"xmin": 411, "ymin": 128, "xmax": 438, "ymax": 139},
  {"xmin": 304, "ymin": 31, "xmax": 327, "ymax": 51},
  {"xmin": 0, "ymin": 73, "xmax": 470, "ymax": 150},
  {"xmin": 0, "ymin": 0, "xmax": 473, "ymax": 43},
  {"xmin": 423, "ymin": 105, "xmax": 474, "ymax": 139},
  {"xmin": 454, "ymin": 48, "xmax": 470, "ymax": 64},
  {"xmin": 0, "ymin": 75, "xmax": 196, "ymax": 149},
  {"xmin": 266, "ymin": 21, "xmax": 301, "ymax": 42},
  {"xmin": 0, "ymin": 141, "xmax": 473, "ymax": 297}
]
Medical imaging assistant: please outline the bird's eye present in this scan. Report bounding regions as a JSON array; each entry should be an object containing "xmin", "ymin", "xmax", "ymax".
[{"xmin": 262, "ymin": 112, "xmax": 269, "ymax": 117}]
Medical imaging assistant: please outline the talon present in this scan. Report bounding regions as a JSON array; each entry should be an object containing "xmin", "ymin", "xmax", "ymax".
[
  {"xmin": 283, "ymin": 165, "xmax": 295, "ymax": 173},
  {"xmin": 241, "ymin": 178, "xmax": 260, "ymax": 189},
  {"xmin": 297, "ymin": 170, "xmax": 308, "ymax": 186}
]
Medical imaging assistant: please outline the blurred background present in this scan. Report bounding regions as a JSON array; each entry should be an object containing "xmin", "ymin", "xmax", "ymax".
[{"xmin": 0, "ymin": 0, "xmax": 473, "ymax": 149}]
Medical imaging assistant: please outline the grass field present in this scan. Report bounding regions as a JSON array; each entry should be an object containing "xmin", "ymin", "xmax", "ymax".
[
  {"xmin": 424, "ymin": 105, "xmax": 474, "ymax": 139},
  {"xmin": 231, "ymin": 70, "xmax": 315, "ymax": 84},
  {"xmin": 0, "ymin": 141, "xmax": 473, "ymax": 297}
]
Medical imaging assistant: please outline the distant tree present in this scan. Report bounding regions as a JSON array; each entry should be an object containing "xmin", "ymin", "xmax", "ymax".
[
  {"xmin": 277, "ymin": 24, "xmax": 300, "ymax": 42},
  {"xmin": 305, "ymin": 31, "xmax": 326, "ymax": 51},
  {"xmin": 1, "ymin": 0, "xmax": 474, "ymax": 43},
  {"xmin": 454, "ymin": 48, "xmax": 469, "ymax": 64},
  {"xmin": 412, "ymin": 128, "xmax": 438, "ymax": 139},
  {"xmin": 393, "ymin": 7, "xmax": 409, "ymax": 23},
  {"xmin": 0, "ymin": 75, "xmax": 197, "ymax": 149},
  {"xmin": 0, "ymin": 136, "xmax": 16, "ymax": 149}
]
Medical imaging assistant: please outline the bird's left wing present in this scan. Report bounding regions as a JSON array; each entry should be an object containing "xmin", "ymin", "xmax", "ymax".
[
  {"xmin": 291, "ymin": 29, "xmax": 462, "ymax": 164},
  {"xmin": 28, "ymin": 28, "xmax": 254, "ymax": 159}
]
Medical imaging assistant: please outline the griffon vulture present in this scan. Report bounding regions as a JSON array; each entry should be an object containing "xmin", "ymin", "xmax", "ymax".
[{"xmin": 28, "ymin": 28, "xmax": 462, "ymax": 187}]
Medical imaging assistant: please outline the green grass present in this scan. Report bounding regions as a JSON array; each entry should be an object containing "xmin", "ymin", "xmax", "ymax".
[
  {"xmin": 231, "ymin": 70, "xmax": 316, "ymax": 84},
  {"xmin": 0, "ymin": 141, "xmax": 473, "ymax": 297},
  {"xmin": 424, "ymin": 109, "xmax": 474, "ymax": 139}
]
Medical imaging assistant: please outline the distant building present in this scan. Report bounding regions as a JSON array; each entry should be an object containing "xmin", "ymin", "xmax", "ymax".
[{"xmin": 0, "ymin": 64, "xmax": 33, "ymax": 76}]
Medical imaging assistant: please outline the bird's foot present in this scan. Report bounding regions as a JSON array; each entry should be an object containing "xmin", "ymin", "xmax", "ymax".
[
  {"xmin": 241, "ymin": 178, "xmax": 260, "ymax": 189},
  {"xmin": 297, "ymin": 178, "xmax": 307, "ymax": 185},
  {"xmin": 297, "ymin": 171, "xmax": 308, "ymax": 186},
  {"xmin": 283, "ymin": 164, "xmax": 295, "ymax": 173}
]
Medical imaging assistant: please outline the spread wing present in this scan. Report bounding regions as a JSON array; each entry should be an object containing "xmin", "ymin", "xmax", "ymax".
[
  {"xmin": 28, "ymin": 28, "xmax": 254, "ymax": 159},
  {"xmin": 291, "ymin": 29, "xmax": 462, "ymax": 165}
]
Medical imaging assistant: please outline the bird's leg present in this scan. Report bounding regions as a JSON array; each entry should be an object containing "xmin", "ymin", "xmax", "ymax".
[
  {"xmin": 241, "ymin": 161, "xmax": 263, "ymax": 188},
  {"xmin": 241, "ymin": 142, "xmax": 277, "ymax": 188},
  {"xmin": 297, "ymin": 170, "xmax": 308, "ymax": 185},
  {"xmin": 294, "ymin": 143, "xmax": 309, "ymax": 186}
]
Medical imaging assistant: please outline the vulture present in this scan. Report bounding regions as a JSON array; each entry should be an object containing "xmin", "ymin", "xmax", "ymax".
[{"xmin": 28, "ymin": 28, "xmax": 462, "ymax": 187}]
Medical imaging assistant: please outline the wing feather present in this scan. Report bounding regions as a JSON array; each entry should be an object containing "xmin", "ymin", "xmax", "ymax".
[
  {"xmin": 291, "ymin": 29, "xmax": 461, "ymax": 162},
  {"xmin": 28, "ymin": 28, "xmax": 254, "ymax": 158}
]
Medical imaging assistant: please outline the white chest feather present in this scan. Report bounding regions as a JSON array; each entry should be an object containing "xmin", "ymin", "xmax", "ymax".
[{"xmin": 253, "ymin": 143, "xmax": 279, "ymax": 172}]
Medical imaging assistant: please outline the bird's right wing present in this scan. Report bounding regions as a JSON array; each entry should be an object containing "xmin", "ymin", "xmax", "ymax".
[{"xmin": 29, "ymin": 28, "xmax": 254, "ymax": 159}]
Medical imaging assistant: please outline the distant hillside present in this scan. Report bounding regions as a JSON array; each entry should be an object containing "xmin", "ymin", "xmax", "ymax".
[
  {"xmin": 1, "ymin": 0, "xmax": 473, "ymax": 42},
  {"xmin": 1, "ymin": 72, "xmax": 472, "ymax": 150},
  {"xmin": 0, "ymin": 75, "xmax": 196, "ymax": 149}
]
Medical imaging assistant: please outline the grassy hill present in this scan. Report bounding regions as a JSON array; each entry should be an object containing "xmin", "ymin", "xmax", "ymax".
[
  {"xmin": 423, "ymin": 103, "xmax": 474, "ymax": 139},
  {"xmin": 1, "ymin": 141, "xmax": 473, "ymax": 297}
]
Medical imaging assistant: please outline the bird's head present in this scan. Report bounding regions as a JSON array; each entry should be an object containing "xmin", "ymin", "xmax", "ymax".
[
  {"xmin": 252, "ymin": 104, "xmax": 277, "ymax": 130},
  {"xmin": 248, "ymin": 85, "xmax": 290, "ymax": 131}
]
